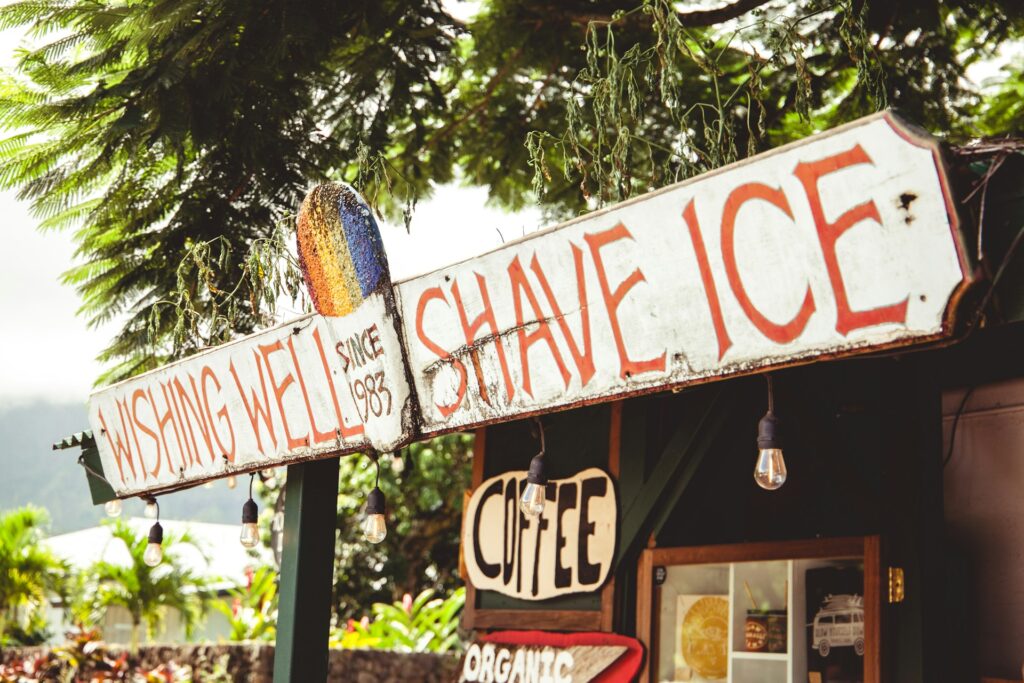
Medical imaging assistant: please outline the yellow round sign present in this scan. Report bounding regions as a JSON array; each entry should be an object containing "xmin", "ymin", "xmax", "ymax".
[{"xmin": 680, "ymin": 596, "xmax": 729, "ymax": 680}]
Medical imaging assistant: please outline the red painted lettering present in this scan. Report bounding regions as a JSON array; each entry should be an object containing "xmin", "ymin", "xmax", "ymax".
[
  {"xmin": 177, "ymin": 375, "xmax": 216, "ymax": 465},
  {"xmin": 794, "ymin": 144, "xmax": 908, "ymax": 335},
  {"xmin": 508, "ymin": 255, "xmax": 571, "ymax": 397},
  {"xmin": 130, "ymin": 389, "xmax": 163, "ymax": 476},
  {"xmin": 721, "ymin": 182, "xmax": 815, "ymax": 344},
  {"xmin": 682, "ymin": 199, "xmax": 733, "ymax": 360},
  {"xmin": 311, "ymin": 327, "xmax": 365, "ymax": 438},
  {"xmin": 451, "ymin": 273, "xmax": 516, "ymax": 403},
  {"xmin": 584, "ymin": 223, "xmax": 666, "ymax": 379},
  {"xmin": 97, "ymin": 405, "xmax": 137, "ymax": 484},
  {"xmin": 287, "ymin": 336, "xmax": 336, "ymax": 445},
  {"xmin": 147, "ymin": 385, "xmax": 184, "ymax": 475},
  {"xmin": 259, "ymin": 341, "xmax": 308, "ymax": 450},
  {"xmin": 415, "ymin": 287, "xmax": 467, "ymax": 417},
  {"xmin": 530, "ymin": 247, "xmax": 596, "ymax": 386},
  {"xmin": 167, "ymin": 382, "xmax": 196, "ymax": 468},
  {"xmin": 230, "ymin": 354, "xmax": 278, "ymax": 455},
  {"xmin": 367, "ymin": 324, "xmax": 383, "ymax": 358},
  {"xmin": 201, "ymin": 366, "xmax": 236, "ymax": 461}
]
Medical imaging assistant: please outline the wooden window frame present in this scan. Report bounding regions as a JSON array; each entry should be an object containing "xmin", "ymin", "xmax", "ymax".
[{"xmin": 636, "ymin": 535, "xmax": 882, "ymax": 683}]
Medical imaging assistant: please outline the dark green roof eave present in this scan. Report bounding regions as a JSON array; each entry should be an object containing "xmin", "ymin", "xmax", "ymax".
[{"xmin": 52, "ymin": 430, "xmax": 95, "ymax": 451}]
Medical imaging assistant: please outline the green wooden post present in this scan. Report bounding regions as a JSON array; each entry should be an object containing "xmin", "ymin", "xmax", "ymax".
[{"xmin": 273, "ymin": 456, "xmax": 340, "ymax": 682}]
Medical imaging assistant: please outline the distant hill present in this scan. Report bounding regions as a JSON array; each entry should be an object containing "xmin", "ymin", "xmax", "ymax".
[{"xmin": 0, "ymin": 401, "xmax": 247, "ymax": 534}]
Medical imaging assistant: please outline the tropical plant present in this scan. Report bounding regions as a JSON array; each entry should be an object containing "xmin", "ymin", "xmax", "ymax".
[
  {"xmin": 326, "ymin": 434, "xmax": 473, "ymax": 621},
  {"xmin": 212, "ymin": 565, "xmax": 278, "ymax": 642},
  {"xmin": 88, "ymin": 519, "xmax": 215, "ymax": 651},
  {"xmin": 330, "ymin": 587, "xmax": 465, "ymax": 654},
  {"xmin": 0, "ymin": 505, "xmax": 66, "ymax": 645},
  {"xmin": 1, "ymin": 630, "xmax": 232, "ymax": 682}
]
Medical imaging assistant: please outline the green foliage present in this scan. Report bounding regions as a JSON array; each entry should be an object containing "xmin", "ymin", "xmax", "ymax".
[
  {"xmin": 329, "ymin": 434, "xmax": 473, "ymax": 621},
  {"xmin": 254, "ymin": 434, "xmax": 472, "ymax": 624},
  {"xmin": 527, "ymin": 0, "xmax": 1022, "ymax": 207},
  {"xmin": 0, "ymin": 0, "xmax": 1021, "ymax": 377},
  {"xmin": 330, "ymin": 587, "xmax": 465, "ymax": 654},
  {"xmin": 88, "ymin": 519, "xmax": 215, "ymax": 650},
  {"xmin": 0, "ymin": 628, "xmax": 233, "ymax": 682},
  {"xmin": 0, "ymin": 0, "xmax": 460, "ymax": 381},
  {"xmin": 0, "ymin": 506, "xmax": 66, "ymax": 646},
  {"xmin": 212, "ymin": 565, "xmax": 278, "ymax": 642}
]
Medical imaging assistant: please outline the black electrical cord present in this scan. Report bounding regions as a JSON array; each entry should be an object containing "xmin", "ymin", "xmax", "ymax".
[{"xmin": 943, "ymin": 386, "xmax": 976, "ymax": 468}]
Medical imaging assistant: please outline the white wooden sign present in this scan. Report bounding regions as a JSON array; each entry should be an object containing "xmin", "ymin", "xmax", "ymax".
[
  {"xmin": 459, "ymin": 631, "xmax": 643, "ymax": 683},
  {"xmin": 89, "ymin": 303, "xmax": 412, "ymax": 497},
  {"xmin": 462, "ymin": 468, "xmax": 616, "ymax": 600},
  {"xmin": 460, "ymin": 643, "xmax": 625, "ymax": 683},
  {"xmin": 89, "ymin": 184, "xmax": 414, "ymax": 497},
  {"xmin": 396, "ymin": 112, "xmax": 970, "ymax": 434},
  {"xmin": 87, "ymin": 113, "xmax": 972, "ymax": 498}
]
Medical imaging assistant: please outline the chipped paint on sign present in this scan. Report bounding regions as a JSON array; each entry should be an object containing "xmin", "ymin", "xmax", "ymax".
[
  {"xmin": 89, "ymin": 302, "xmax": 411, "ymax": 497},
  {"xmin": 395, "ymin": 112, "xmax": 971, "ymax": 434},
  {"xmin": 88, "ymin": 113, "xmax": 972, "ymax": 497},
  {"xmin": 89, "ymin": 182, "xmax": 414, "ymax": 497}
]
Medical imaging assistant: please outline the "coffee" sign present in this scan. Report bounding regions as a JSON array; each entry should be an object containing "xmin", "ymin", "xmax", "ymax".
[{"xmin": 463, "ymin": 468, "xmax": 616, "ymax": 600}]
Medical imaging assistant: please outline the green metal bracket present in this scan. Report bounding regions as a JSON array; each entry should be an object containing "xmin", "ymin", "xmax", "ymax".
[
  {"xmin": 273, "ymin": 456, "xmax": 341, "ymax": 683},
  {"xmin": 53, "ymin": 431, "xmax": 115, "ymax": 505},
  {"xmin": 81, "ymin": 446, "xmax": 116, "ymax": 505},
  {"xmin": 615, "ymin": 386, "xmax": 729, "ymax": 566}
]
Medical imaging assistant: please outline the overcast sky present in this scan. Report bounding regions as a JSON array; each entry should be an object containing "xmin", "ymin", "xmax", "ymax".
[
  {"xmin": 0, "ymin": 14, "xmax": 541, "ymax": 407},
  {"xmin": 0, "ymin": 177, "xmax": 541, "ymax": 407}
]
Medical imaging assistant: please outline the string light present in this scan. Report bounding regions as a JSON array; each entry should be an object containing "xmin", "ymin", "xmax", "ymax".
[
  {"xmin": 226, "ymin": 475, "xmax": 237, "ymax": 490},
  {"xmin": 240, "ymin": 474, "xmax": 260, "ymax": 548},
  {"xmin": 754, "ymin": 374, "xmax": 787, "ymax": 491},
  {"xmin": 362, "ymin": 455, "xmax": 387, "ymax": 544},
  {"xmin": 519, "ymin": 417, "xmax": 547, "ymax": 518},
  {"xmin": 104, "ymin": 499, "xmax": 122, "ymax": 518},
  {"xmin": 143, "ymin": 500, "xmax": 163, "ymax": 567},
  {"xmin": 142, "ymin": 496, "xmax": 158, "ymax": 519}
]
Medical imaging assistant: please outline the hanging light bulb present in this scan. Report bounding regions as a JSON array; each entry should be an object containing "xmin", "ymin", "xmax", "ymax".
[
  {"xmin": 142, "ymin": 496, "xmax": 158, "ymax": 519},
  {"xmin": 520, "ymin": 455, "xmax": 547, "ymax": 518},
  {"xmin": 754, "ymin": 375, "xmax": 787, "ymax": 491},
  {"xmin": 144, "ymin": 521, "xmax": 163, "ymax": 567},
  {"xmin": 519, "ymin": 418, "xmax": 548, "ymax": 518},
  {"xmin": 240, "ymin": 474, "xmax": 260, "ymax": 548},
  {"xmin": 363, "ymin": 488, "xmax": 387, "ymax": 544},
  {"xmin": 226, "ymin": 475, "xmax": 237, "ymax": 490},
  {"xmin": 362, "ymin": 456, "xmax": 387, "ymax": 544},
  {"xmin": 104, "ymin": 499, "xmax": 122, "ymax": 518}
]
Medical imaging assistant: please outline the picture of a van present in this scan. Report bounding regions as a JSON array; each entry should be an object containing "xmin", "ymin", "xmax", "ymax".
[{"xmin": 811, "ymin": 594, "xmax": 865, "ymax": 657}]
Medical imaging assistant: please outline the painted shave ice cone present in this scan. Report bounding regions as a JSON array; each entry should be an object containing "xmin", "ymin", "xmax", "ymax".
[{"xmin": 296, "ymin": 182, "xmax": 390, "ymax": 316}]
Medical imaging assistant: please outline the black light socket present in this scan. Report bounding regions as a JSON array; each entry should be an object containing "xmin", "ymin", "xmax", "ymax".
[
  {"xmin": 242, "ymin": 498, "xmax": 258, "ymax": 524},
  {"xmin": 148, "ymin": 521, "xmax": 163, "ymax": 545},
  {"xmin": 366, "ymin": 486, "xmax": 386, "ymax": 515},
  {"xmin": 757, "ymin": 411, "xmax": 782, "ymax": 450},
  {"xmin": 526, "ymin": 453, "xmax": 546, "ymax": 485}
]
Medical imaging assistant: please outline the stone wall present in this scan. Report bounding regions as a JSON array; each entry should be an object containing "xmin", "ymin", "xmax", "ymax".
[{"xmin": 1, "ymin": 643, "xmax": 461, "ymax": 682}]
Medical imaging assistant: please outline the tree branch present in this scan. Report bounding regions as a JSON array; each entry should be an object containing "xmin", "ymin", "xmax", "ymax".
[
  {"xmin": 676, "ymin": 0, "xmax": 776, "ymax": 27},
  {"xmin": 565, "ymin": 0, "xmax": 776, "ymax": 29}
]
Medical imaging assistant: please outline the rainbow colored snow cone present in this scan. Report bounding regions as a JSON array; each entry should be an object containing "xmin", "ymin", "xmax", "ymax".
[{"xmin": 296, "ymin": 183, "xmax": 390, "ymax": 316}]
